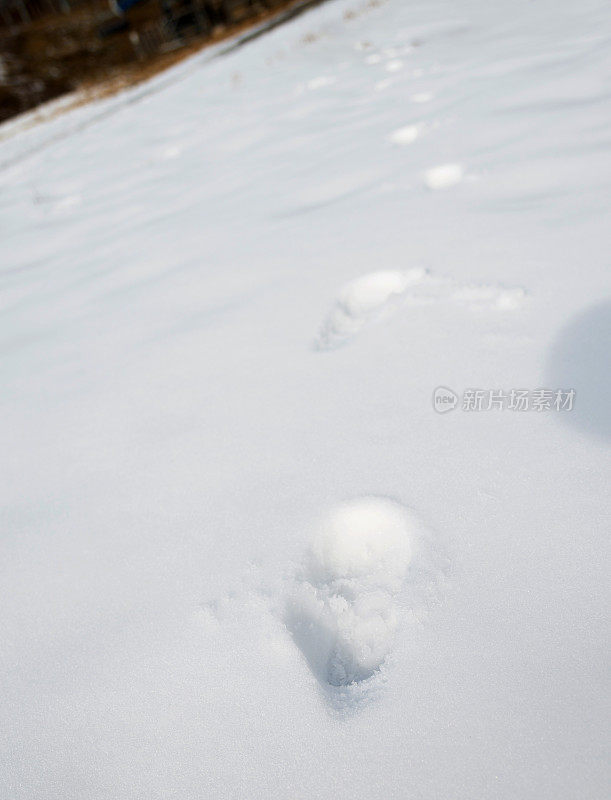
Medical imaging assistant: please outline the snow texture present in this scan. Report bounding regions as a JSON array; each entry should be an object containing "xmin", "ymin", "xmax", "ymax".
[{"xmin": 0, "ymin": 0, "xmax": 610, "ymax": 798}]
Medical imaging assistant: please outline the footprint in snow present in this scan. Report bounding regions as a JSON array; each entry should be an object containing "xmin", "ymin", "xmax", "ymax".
[
  {"xmin": 33, "ymin": 190, "xmax": 82, "ymax": 215},
  {"xmin": 314, "ymin": 268, "xmax": 427, "ymax": 350},
  {"xmin": 161, "ymin": 145, "xmax": 182, "ymax": 160},
  {"xmin": 423, "ymin": 162, "xmax": 464, "ymax": 189},
  {"xmin": 388, "ymin": 124, "xmax": 419, "ymax": 145},
  {"xmin": 314, "ymin": 268, "xmax": 527, "ymax": 350},
  {"xmin": 385, "ymin": 59, "xmax": 404, "ymax": 73},
  {"xmin": 411, "ymin": 91, "xmax": 433, "ymax": 103},
  {"xmin": 307, "ymin": 76, "xmax": 336, "ymax": 90},
  {"xmin": 285, "ymin": 497, "xmax": 423, "ymax": 695},
  {"xmin": 147, "ymin": 144, "xmax": 182, "ymax": 165}
]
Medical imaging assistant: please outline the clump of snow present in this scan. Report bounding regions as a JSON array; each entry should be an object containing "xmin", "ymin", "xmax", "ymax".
[
  {"xmin": 307, "ymin": 498, "xmax": 414, "ymax": 589},
  {"xmin": 337, "ymin": 270, "xmax": 422, "ymax": 316},
  {"xmin": 286, "ymin": 498, "xmax": 420, "ymax": 687},
  {"xmin": 423, "ymin": 162, "xmax": 464, "ymax": 189}
]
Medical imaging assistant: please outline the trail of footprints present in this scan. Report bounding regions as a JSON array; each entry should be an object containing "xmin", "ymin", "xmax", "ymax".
[
  {"xmin": 200, "ymin": 30, "xmax": 527, "ymax": 707},
  {"xmin": 301, "ymin": 32, "xmax": 529, "ymax": 352}
]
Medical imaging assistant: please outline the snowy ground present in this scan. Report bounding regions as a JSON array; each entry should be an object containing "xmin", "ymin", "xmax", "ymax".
[{"xmin": 1, "ymin": 0, "xmax": 610, "ymax": 798}]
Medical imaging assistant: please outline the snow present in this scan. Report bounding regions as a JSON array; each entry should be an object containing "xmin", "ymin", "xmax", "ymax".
[{"xmin": 0, "ymin": 0, "xmax": 610, "ymax": 798}]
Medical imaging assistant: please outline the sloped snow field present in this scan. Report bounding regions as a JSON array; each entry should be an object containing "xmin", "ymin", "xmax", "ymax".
[{"xmin": 1, "ymin": 0, "xmax": 610, "ymax": 797}]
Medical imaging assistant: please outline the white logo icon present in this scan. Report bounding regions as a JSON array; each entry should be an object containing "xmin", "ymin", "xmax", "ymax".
[{"xmin": 433, "ymin": 386, "xmax": 458, "ymax": 414}]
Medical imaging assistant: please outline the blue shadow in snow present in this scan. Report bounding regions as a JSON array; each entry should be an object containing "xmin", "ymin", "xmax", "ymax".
[{"xmin": 546, "ymin": 300, "xmax": 611, "ymax": 441}]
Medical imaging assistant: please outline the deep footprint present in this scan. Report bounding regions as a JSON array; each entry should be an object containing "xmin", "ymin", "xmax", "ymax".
[{"xmin": 286, "ymin": 497, "xmax": 423, "ymax": 689}]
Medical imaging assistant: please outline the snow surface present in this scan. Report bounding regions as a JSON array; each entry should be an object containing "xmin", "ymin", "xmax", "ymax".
[{"xmin": 1, "ymin": 0, "xmax": 610, "ymax": 798}]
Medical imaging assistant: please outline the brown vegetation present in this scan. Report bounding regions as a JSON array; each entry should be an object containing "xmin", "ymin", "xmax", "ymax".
[{"xmin": 0, "ymin": 0, "xmax": 321, "ymax": 123}]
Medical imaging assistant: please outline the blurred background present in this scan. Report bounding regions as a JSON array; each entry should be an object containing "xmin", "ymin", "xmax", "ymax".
[{"xmin": 0, "ymin": 0, "xmax": 307, "ymax": 122}]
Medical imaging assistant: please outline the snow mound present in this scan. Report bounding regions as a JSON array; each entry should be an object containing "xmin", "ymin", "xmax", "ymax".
[
  {"xmin": 286, "ymin": 498, "xmax": 421, "ymax": 688},
  {"xmin": 315, "ymin": 268, "xmax": 427, "ymax": 349}
]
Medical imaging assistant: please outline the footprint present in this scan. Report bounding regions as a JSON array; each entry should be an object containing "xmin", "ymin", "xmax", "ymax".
[
  {"xmin": 388, "ymin": 124, "xmax": 419, "ymax": 145},
  {"xmin": 145, "ymin": 144, "xmax": 183, "ymax": 165},
  {"xmin": 307, "ymin": 76, "xmax": 335, "ymax": 90},
  {"xmin": 285, "ymin": 497, "xmax": 422, "ymax": 689},
  {"xmin": 51, "ymin": 194, "xmax": 82, "ymax": 214},
  {"xmin": 314, "ymin": 268, "xmax": 527, "ymax": 350},
  {"xmin": 423, "ymin": 162, "xmax": 464, "ymax": 189},
  {"xmin": 32, "ymin": 188, "xmax": 82, "ymax": 215},
  {"xmin": 160, "ymin": 145, "xmax": 182, "ymax": 160},
  {"xmin": 385, "ymin": 59, "xmax": 404, "ymax": 73},
  {"xmin": 314, "ymin": 268, "xmax": 427, "ymax": 350},
  {"xmin": 411, "ymin": 91, "xmax": 433, "ymax": 103}
]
